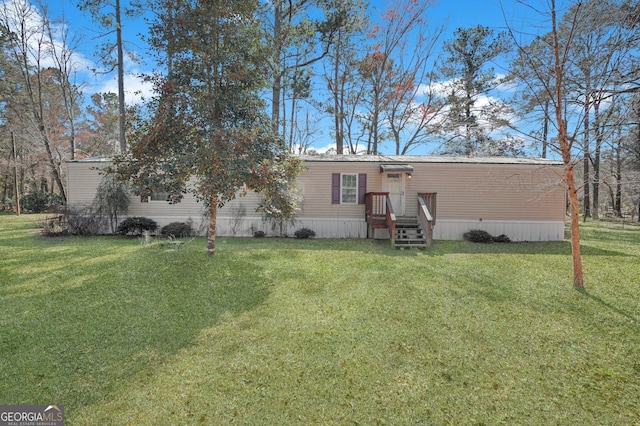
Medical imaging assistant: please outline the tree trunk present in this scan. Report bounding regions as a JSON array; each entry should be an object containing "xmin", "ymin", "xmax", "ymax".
[
  {"xmin": 582, "ymin": 99, "xmax": 591, "ymax": 220},
  {"xmin": 542, "ymin": 100, "xmax": 549, "ymax": 158},
  {"xmin": 116, "ymin": 0, "xmax": 126, "ymax": 153},
  {"xmin": 207, "ymin": 195, "xmax": 218, "ymax": 256},
  {"xmin": 565, "ymin": 161, "xmax": 584, "ymax": 289},
  {"xmin": 12, "ymin": 132, "xmax": 21, "ymax": 216},
  {"xmin": 333, "ymin": 31, "xmax": 344, "ymax": 154},
  {"xmin": 592, "ymin": 101, "xmax": 603, "ymax": 221},
  {"xmin": 42, "ymin": 134, "xmax": 67, "ymax": 203},
  {"xmin": 614, "ymin": 144, "xmax": 622, "ymax": 217},
  {"xmin": 271, "ymin": 1, "xmax": 282, "ymax": 135},
  {"xmin": 552, "ymin": 0, "xmax": 583, "ymax": 289}
]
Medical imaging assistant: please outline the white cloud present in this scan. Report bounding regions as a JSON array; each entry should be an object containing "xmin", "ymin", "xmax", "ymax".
[
  {"xmin": 494, "ymin": 73, "xmax": 518, "ymax": 93},
  {"xmin": 1, "ymin": 0, "xmax": 89, "ymax": 70},
  {"xmin": 94, "ymin": 71, "xmax": 154, "ymax": 105}
]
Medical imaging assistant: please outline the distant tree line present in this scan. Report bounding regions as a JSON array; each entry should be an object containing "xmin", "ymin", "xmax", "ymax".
[{"xmin": 1, "ymin": 0, "xmax": 639, "ymax": 223}]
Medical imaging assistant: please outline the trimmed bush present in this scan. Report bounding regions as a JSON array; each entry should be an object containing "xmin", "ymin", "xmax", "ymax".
[
  {"xmin": 464, "ymin": 229, "xmax": 512, "ymax": 243},
  {"xmin": 463, "ymin": 229, "xmax": 494, "ymax": 243},
  {"xmin": 161, "ymin": 221, "xmax": 193, "ymax": 238},
  {"xmin": 493, "ymin": 234, "xmax": 511, "ymax": 243},
  {"xmin": 294, "ymin": 227, "xmax": 316, "ymax": 239},
  {"xmin": 116, "ymin": 217, "xmax": 158, "ymax": 236}
]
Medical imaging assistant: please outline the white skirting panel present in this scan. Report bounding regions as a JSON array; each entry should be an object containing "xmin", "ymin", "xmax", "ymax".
[
  {"xmin": 215, "ymin": 216, "xmax": 368, "ymax": 238},
  {"xmin": 129, "ymin": 215, "xmax": 368, "ymax": 238},
  {"xmin": 126, "ymin": 215, "xmax": 565, "ymax": 242},
  {"xmin": 433, "ymin": 219, "xmax": 565, "ymax": 242}
]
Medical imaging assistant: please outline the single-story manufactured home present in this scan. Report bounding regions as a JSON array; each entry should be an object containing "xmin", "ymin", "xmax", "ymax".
[{"xmin": 67, "ymin": 154, "xmax": 567, "ymax": 246}]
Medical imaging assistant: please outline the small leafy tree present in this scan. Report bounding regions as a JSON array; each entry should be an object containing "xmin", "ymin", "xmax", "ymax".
[
  {"xmin": 112, "ymin": 0, "xmax": 302, "ymax": 256},
  {"xmin": 257, "ymin": 158, "xmax": 303, "ymax": 236},
  {"xmin": 93, "ymin": 174, "xmax": 130, "ymax": 233}
]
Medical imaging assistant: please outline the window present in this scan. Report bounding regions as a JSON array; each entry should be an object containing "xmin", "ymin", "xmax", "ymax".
[
  {"xmin": 142, "ymin": 191, "xmax": 169, "ymax": 202},
  {"xmin": 332, "ymin": 173, "xmax": 366, "ymax": 205},
  {"xmin": 341, "ymin": 174, "xmax": 358, "ymax": 204},
  {"xmin": 150, "ymin": 191, "xmax": 169, "ymax": 201}
]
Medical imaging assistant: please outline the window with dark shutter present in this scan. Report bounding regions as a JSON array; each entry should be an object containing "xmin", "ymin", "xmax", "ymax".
[
  {"xmin": 358, "ymin": 173, "xmax": 367, "ymax": 204},
  {"xmin": 332, "ymin": 173, "xmax": 367, "ymax": 205},
  {"xmin": 332, "ymin": 173, "xmax": 341, "ymax": 204}
]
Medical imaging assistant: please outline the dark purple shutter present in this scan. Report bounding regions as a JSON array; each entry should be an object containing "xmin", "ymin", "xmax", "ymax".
[
  {"xmin": 332, "ymin": 173, "xmax": 340, "ymax": 204},
  {"xmin": 358, "ymin": 173, "xmax": 367, "ymax": 204}
]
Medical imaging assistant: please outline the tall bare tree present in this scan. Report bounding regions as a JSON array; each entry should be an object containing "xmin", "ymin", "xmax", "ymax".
[
  {"xmin": 76, "ymin": 0, "xmax": 133, "ymax": 153},
  {"xmin": 261, "ymin": 0, "xmax": 342, "ymax": 147},
  {"xmin": 356, "ymin": 0, "xmax": 439, "ymax": 155},
  {"xmin": 511, "ymin": 0, "xmax": 586, "ymax": 288},
  {"xmin": 322, "ymin": 0, "xmax": 368, "ymax": 154},
  {"xmin": 0, "ymin": 0, "xmax": 83, "ymax": 203},
  {"xmin": 510, "ymin": 33, "xmax": 555, "ymax": 158},
  {"xmin": 564, "ymin": 0, "xmax": 640, "ymax": 220}
]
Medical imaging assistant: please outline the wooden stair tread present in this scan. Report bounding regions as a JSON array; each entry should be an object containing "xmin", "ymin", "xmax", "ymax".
[{"xmin": 392, "ymin": 216, "xmax": 426, "ymax": 248}]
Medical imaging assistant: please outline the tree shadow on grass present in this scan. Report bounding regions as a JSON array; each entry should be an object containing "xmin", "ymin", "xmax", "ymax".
[
  {"xmin": 408, "ymin": 240, "xmax": 631, "ymax": 258},
  {"xmin": 220, "ymin": 237, "xmax": 578, "ymax": 257},
  {"xmin": 0, "ymin": 239, "xmax": 270, "ymax": 415},
  {"xmin": 578, "ymin": 289, "xmax": 639, "ymax": 326}
]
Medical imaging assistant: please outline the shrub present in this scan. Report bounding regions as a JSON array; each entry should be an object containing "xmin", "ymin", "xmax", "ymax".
[
  {"xmin": 116, "ymin": 217, "xmax": 158, "ymax": 236},
  {"xmin": 294, "ymin": 227, "xmax": 316, "ymax": 239},
  {"xmin": 66, "ymin": 205, "xmax": 105, "ymax": 236},
  {"xmin": 493, "ymin": 234, "xmax": 511, "ymax": 243},
  {"xmin": 42, "ymin": 214, "xmax": 68, "ymax": 236},
  {"xmin": 20, "ymin": 191, "xmax": 63, "ymax": 213},
  {"xmin": 463, "ymin": 229, "xmax": 512, "ymax": 243},
  {"xmin": 161, "ymin": 221, "xmax": 193, "ymax": 238},
  {"xmin": 253, "ymin": 230, "xmax": 266, "ymax": 238},
  {"xmin": 463, "ymin": 229, "xmax": 495, "ymax": 243},
  {"xmin": 1, "ymin": 197, "xmax": 14, "ymax": 212}
]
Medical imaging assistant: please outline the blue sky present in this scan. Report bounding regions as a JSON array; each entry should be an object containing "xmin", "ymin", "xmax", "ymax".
[
  {"xmin": 33, "ymin": 0, "xmax": 562, "ymax": 155},
  {"xmin": 45, "ymin": 0, "xmax": 549, "ymax": 99}
]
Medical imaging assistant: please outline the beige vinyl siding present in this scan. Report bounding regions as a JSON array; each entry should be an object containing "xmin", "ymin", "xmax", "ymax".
[
  {"xmin": 296, "ymin": 159, "xmax": 565, "ymax": 222},
  {"xmin": 67, "ymin": 160, "xmax": 208, "ymax": 231},
  {"xmin": 128, "ymin": 193, "xmax": 205, "ymax": 218},
  {"xmin": 66, "ymin": 161, "xmax": 106, "ymax": 205},
  {"xmin": 295, "ymin": 161, "xmax": 378, "ymax": 220},
  {"xmin": 403, "ymin": 162, "xmax": 565, "ymax": 221},
  {"xmin": 295, "ymin": 157, "xmax": 565, "ymax": 241}
]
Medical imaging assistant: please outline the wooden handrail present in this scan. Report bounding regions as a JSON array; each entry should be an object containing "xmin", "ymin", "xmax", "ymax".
[
  {"xmin": 418, "ymin": 192, "xmax": 437, "ymax": 226},
  {"xmin": 386, "ymin": 196, "xmax": 396, "ymax": 245},
  {"xmin": 365, "ymin": 192, "xmax": 396, "ymax": 245},
  {"xmin": 417, "ymin": 196, "xmax": 434, "ymax": 248}
]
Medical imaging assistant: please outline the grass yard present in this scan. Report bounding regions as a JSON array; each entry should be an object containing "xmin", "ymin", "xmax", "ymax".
[{"xmin": 1, "ymin": 214, "xmax": 639, "ymax": 425}]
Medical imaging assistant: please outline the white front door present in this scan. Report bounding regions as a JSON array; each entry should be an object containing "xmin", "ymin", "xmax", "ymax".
[{"xmin": 383, "ymin": 173, "xmax": 405, "ymax": 216}]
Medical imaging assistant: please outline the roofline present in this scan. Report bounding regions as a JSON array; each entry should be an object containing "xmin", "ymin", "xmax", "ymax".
[
  {"xmin": 67, "ymin": 154, "xmax": 563, "ymax": 166},
  {"xmin": 66, "ymin": 155, "xmax": 112, "ymax": 163},
  {"xmin": 295, "ymin": 154, "xmax": 563, "ymax": 166}
]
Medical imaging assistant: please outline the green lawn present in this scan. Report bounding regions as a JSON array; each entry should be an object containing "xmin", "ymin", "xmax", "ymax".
[{"xmin": 1, "ymin": 215, "xmax": 639, "ymax": 425}]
